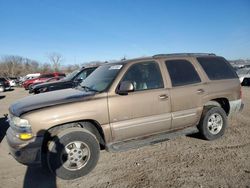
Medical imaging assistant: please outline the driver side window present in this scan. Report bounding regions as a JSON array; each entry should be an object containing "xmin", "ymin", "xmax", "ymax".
[{"xmin": 121, "ymin": 61, "xmax": 164, "ymax": 91}]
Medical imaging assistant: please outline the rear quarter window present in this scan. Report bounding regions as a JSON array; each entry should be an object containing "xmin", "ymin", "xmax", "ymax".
[{"xmin": 197, "ymin": 57, "xmax": 238, "ymax": 80}]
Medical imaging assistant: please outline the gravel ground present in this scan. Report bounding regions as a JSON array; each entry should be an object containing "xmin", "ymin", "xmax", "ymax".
[{"xmin": 0, "ymin": 87, "xmax": 249, "ymax": 188}]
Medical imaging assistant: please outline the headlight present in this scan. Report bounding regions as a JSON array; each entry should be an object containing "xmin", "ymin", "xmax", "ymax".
[
  {"xmin": 12, "ymin": 116, "xmax": 31, "ymax": 128},
  {"xmin": 9, "ymin": 115, "xmax": 33, "ymax": 140}
]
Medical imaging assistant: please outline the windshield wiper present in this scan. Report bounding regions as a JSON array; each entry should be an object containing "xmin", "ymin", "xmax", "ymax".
[{"xmin": 81, "ymin": 85, "xmax": 99, "ymax": 92}]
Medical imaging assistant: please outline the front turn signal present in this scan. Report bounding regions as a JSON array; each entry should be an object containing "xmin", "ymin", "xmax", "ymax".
[{"xmin": 19, "ymin": 133, "xmax": 33, "ymax": 140}]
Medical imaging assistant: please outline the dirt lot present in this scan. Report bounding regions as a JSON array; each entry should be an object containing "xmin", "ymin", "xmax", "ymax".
[{"xmin": 0, "ymin": 87, "xmax": 249, "ymax": 188}]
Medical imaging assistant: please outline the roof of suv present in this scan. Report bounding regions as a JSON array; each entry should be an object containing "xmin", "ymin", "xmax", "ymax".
[
  {"xmin": 152, "ymin": 53, "xmax": 216, "ymax": 58},
  {"xmin": 106, "ymin": 53, "xmax": 217, "ymax": 65}
]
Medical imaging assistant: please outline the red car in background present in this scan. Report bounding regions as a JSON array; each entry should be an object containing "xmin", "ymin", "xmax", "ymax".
[{"xmin": 22, "ymin": 72, "xmax": 66, "ymax": 90}]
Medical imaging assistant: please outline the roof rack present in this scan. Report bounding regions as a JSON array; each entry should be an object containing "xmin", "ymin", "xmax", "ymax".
[{"xmin": 153, "ymin": 53, "xmax": 216, "ymax": 58}]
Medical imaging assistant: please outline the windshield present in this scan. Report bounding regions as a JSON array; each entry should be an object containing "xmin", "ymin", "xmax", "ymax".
[
  {"xmin": 79, "ymin": 64, "xmax": 123, "ymax": 92},
  {"xmin": 62, "ymin": 70, "xmax": 80, "ymax": 81}
]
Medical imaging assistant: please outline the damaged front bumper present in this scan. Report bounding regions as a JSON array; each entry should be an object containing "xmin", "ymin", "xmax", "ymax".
[{"xmin": 6, "ymin": 127, "xmax": 43, "ymax": 166}]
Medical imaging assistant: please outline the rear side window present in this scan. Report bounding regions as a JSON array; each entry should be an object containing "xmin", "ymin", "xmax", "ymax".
[
  {"xmin": 197, "ymin": 57, "xmax": 238, "ymax": 80},
  {"xmin": 165, "ymin": 60, "xmax": 201, "ymax": 87}
]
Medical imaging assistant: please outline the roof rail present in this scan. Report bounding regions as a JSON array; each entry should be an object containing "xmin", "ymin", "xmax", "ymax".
[{"xmin": 153, "ymin": 53, "xmax": 216, "ymax": 58}]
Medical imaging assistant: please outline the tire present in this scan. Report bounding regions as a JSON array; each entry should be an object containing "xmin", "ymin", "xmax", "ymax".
[
  {"xmin": 28, "ymin": 84, "xmax": 33, "ymax": 91},
  {"xmin": 46, "ymin": 127, "xmax": 100, "ymax": 180},
  {"xmin": 198, "ymin": 106, "xmax": 227, "ymax": 140}
]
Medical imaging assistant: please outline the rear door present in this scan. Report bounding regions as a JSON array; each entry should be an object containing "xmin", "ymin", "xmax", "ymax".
[{"xmin": 165, "ymin": 58, "xmax": 206, "ymax": 130}]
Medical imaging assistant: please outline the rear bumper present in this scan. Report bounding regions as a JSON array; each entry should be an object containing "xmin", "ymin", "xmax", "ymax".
[
  {"xmin": 6, "ymin": 127, "xmax": 43, "ymax": 166},
  {"xmin": 229, "ymin": 99, "xmax": 244, "ymax": 115}
]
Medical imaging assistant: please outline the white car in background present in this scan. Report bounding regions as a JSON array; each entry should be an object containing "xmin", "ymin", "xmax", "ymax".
[
  {"xmin": 237, "ymin": 68, "xmax": 250, "ymax": 86},
  {"xmin": 19, "ymin": 73, "xmax": 41, "ymax": 83},
  {"xmin": 7, "ymin": 77, "xmax": 18, "ymax": 87}
]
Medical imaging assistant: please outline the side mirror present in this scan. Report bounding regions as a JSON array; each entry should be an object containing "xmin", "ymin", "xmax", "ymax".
[{"xmin": 117, "ymin": 81, "xmax": 134, "ymax": 95}]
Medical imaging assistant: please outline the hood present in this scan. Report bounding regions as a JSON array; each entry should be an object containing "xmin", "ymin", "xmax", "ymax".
[{"xmin": 9, "ymin": 88, "xmax": 95, "ymax": 116}]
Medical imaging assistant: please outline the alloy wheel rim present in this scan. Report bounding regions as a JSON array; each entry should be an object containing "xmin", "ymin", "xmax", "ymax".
[
  {"xmin": 61, "ymin": 141, "xmax": 90, "ymax": 171},
  {"xmin": 207, "ymin": 113, "xmax": 223, "ymax": 135}
]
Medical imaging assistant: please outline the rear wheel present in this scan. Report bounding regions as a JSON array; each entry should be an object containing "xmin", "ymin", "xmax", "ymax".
[
  {"xmin": 198, "ymin": 106, "xmax": 227, "ymax": 140},
  {"xmin": 46, "ymin": 127, "xmax": 100, "ymax": 180}
]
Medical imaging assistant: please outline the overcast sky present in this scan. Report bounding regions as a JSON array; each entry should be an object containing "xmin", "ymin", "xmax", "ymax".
[{"xmin": 0, "ymin": 0, "xmax": 249, "ymax": 64}]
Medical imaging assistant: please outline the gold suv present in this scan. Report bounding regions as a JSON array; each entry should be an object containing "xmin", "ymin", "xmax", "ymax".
[{"xmin": 6, "ymin": 53, "xmax": 243, "ymax": 179}]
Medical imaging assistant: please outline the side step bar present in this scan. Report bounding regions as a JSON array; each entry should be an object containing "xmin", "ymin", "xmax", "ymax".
[{"xmin": 107, "ymin": 126, "xmax": 199, "ymax": 152}]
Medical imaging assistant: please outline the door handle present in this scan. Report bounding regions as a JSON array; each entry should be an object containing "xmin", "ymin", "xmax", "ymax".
[
  {"xmin": 197, "ymin": 89, "xmax": 205, "ymax": 94},
  {"xmin": 159, "ymin": 94, "xmax": 169, "ymax": 100}
]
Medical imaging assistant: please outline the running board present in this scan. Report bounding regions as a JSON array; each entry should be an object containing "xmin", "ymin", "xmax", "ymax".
[{"xmin": 107, "ymin": 126, "xmax": 199, "ymax": 152}]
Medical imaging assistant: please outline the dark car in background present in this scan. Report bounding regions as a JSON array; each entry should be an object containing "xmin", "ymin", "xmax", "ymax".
[
  {"xmin": 22, "ymin": 72, "xmax": 66, "ymax": 90},
  {"xmin": 28, "ymin": 76, "xmax": 64, "ymax": 93},
  {"xmin": 29, "ymin": 66, "xmax": 97, "ymax": 94},
  {"xmin": 0, "ymin": 77, "xmax": 11, "ymax": 92}
]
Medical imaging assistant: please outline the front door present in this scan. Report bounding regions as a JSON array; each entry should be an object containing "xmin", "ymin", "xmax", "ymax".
[{"xmin": 108, "ymin": 61, "xmax": 172, "ymax": 142}]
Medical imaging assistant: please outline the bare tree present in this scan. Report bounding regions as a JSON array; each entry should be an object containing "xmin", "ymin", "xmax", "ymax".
[
  {"xmin": 48, "ymin": 52, "xmax": 63, "ymax": 72},
  {"xmin": 0, "ymin": 55, "xmax": 41, "ymax": 77},
  {"xmin": 62, "ymin": 64, "xmax": 80, "ymax": 74},
  {"xmin": 4, "ymin": 56, "xmax": 23, "ymax": 76},
  {"xmin": 0, "ymin": 56, "xmax": 24, "ymax": 77},
  {"xmin": 40, "ymin": 63, "xmax": 51, "ymax": 73}
]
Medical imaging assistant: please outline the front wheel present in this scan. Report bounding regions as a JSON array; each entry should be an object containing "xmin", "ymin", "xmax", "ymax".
[
  {"xmin": 46, "ymin": 127, "xmax": 100, "ymax": 180},
  {"xmin": 198, "ymin": 106, "xmax": 227, "ymax": 140}
]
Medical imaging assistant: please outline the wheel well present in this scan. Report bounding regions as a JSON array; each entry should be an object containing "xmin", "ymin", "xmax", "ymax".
[
  {"xmin": 205, "ymin": 98, "xmax": 230, "ymax": 115},
  {"xmin": 45, "ymin": 120, "xmax": 106, "ymax": 150}
]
